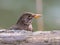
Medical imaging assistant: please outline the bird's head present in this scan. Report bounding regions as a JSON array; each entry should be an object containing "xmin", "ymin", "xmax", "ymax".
[{"xmin": 16, "ymin": 12, "xmax": 42, "ymax": 25}]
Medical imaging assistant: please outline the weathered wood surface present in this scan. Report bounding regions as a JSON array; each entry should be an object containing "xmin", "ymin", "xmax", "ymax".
[{"xmin": 0, "ymin": 29, "xmax": 60, "ymax": 45}]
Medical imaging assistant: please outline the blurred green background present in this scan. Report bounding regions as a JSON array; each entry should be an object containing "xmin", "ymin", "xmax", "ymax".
[
  {"xmin": 0, "ymin": 0, "xmax": 60, "ymax": 31},
  {"xmin": 43, "ymin": 0, "xmax": 60, "ymax": 30}
]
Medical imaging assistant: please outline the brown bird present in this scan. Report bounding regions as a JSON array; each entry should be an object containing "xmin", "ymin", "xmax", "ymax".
[{"xmin": 9, "ymin": 12, "xmax": 41, "ymax": 31}]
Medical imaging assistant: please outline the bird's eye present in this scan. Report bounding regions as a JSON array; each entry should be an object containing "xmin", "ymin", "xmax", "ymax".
[
  {"xmin": 27, "ymin": 15, "xmax": 32, "ymax": 20},
  {"xmin": 28, "ymin": 15, "xmax": 30, "ymax": 17}
]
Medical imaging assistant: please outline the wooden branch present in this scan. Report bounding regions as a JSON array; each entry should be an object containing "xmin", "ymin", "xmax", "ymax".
[{"xmin": 0, "ymin": 29, "xmax": 60, "ymax": 45}]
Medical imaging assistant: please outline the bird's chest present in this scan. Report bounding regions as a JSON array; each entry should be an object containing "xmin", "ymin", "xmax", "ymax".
[{"xmin": 18, "ymin": 24, "xmax": 33, "ymax": 31}]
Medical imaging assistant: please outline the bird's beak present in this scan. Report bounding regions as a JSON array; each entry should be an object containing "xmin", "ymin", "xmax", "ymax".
[{"xmin": 33, "ymin": 14, "xmax": 42, "ymax": 19}]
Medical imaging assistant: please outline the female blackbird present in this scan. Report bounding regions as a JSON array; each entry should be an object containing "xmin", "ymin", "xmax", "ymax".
[{"xmin": 9, "ymin": 12, "xmax": 41, "ymax": 31}]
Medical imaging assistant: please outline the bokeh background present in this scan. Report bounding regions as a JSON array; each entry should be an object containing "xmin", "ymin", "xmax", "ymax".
[
  {"xmin": 43, "ymin": 0, "xmax": 60, "ymax": 30},
  {"xmin": 0, "ymin": 0, "xmax": 60, "ymax": 31}
]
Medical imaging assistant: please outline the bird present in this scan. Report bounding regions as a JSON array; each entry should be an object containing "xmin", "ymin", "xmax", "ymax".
[{"xmin": 9, "ymin": 12, "xmax": 41, "ymax": 31}]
